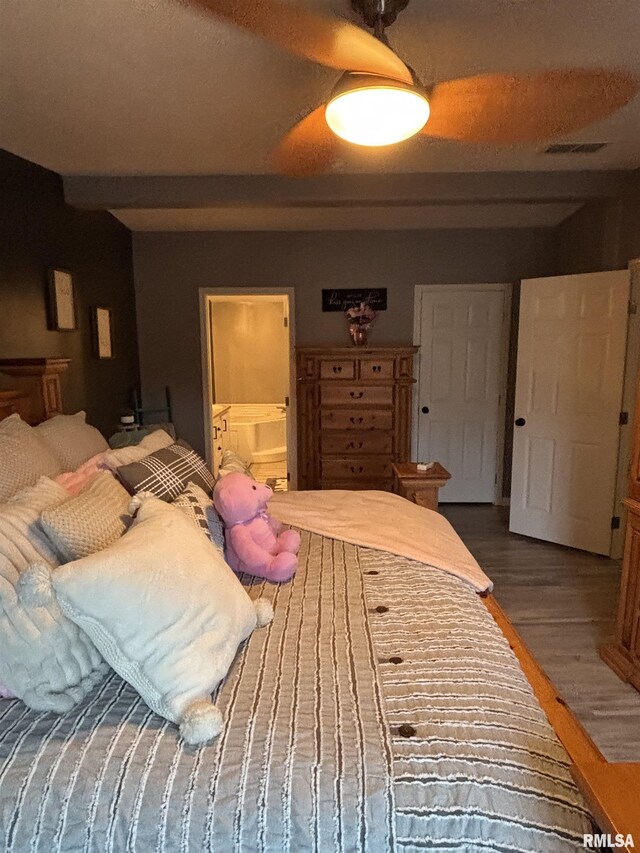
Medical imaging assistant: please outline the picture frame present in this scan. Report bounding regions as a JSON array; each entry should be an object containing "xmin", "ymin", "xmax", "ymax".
[
  {"xmin": 47, "ymin": 268, "xmax": 77, "ymax": 331},
  {"xmin": 91, "ymin": 306, "xmax": 114, "ymax": 359}
]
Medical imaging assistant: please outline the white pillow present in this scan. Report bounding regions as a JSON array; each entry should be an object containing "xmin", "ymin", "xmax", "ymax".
[
  {"xmin": 35, "ymin": 411, "xmax": 108, "ymax": 471},
  {"xmin": 0, "ymin": 477, "xmax": 107, "ymax": 711},
  {"xmin": 102, "ymin": 429, "xmax": 174, "ymax": 470},
  {"xmin": 21, "ymin": 493, "xmax": 273, "ymax": 744},
  {"xmin": 0, "ymin": 414, "xmax": 62, "ymax": 502}
]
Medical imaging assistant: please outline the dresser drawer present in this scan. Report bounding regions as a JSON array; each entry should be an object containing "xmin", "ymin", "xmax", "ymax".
[
  {"xmin": 321, "ymin": 409, "xmax": 394, "ymax": 431},
  {"xmin": 320, "ymin": 478, "xmax": 393, "ymax": 491},
  {"xmin": 322, "ymin": 457, "xmax": 393, "ymax": 481},
  {"xmin": 321, "ymin": 431, "xmax": 393, "ymax": 455},
  {"xmin": 358, "ymin": 358, "xmax": 395, "ymax": 380},
  {"xmin": 319, "ymin": 359, "xmax": 356, "ymax": 380},
  {"xmin": 320, "ymin": 384, "xmax": 393, "ymax": 407}
]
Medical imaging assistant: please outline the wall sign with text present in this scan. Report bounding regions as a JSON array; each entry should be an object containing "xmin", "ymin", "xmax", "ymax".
[{"xmin": 322, "ymin": 288, "xmax": 388, "ymax": 312}]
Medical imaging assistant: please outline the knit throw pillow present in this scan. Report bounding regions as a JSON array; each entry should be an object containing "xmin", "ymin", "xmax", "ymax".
[
  {"xmin": 172, "ymin": 482, "xmax": 225, "ymax": 556},
  {"xmin": 116, "ymin": 440, "xmax": 215, "ymax": 501},
  {"xmin": 0, "ymin": 415, "xmax": 62, "ymax": 502},
  {"xmin": 40, "ymin": 471, "xmax": 132, "ymax": 561},
  {"xmin": 35, "ymin": 411, "xmax": 108, "ymax": 471}
]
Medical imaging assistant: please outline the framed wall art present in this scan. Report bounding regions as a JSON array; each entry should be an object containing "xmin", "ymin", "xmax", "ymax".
[
  {"xmin": 91, "ymin": 306, "xmax": 114, "ymax": 359},
  {"xmin": 47, "ymin": 268, "xmax": 77, "ymax": 331}
]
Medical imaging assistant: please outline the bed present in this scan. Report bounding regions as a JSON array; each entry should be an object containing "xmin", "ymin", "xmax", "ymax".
[{"xmin": 0, "ymin": 362, "xmax": 634, "ymax": 852}]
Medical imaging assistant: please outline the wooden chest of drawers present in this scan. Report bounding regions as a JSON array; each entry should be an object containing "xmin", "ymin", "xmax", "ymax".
[{"xmin": 296, "ymin": 345, "xmax": 418, "ymax": 491}]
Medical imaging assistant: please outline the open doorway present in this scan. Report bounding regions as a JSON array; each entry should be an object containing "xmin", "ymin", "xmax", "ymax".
[{"xmin": 200, "ymin": 289, "xmax": 296, "ymax": 490}]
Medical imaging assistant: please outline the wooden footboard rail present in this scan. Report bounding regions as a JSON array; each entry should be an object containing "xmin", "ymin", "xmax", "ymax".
[{"xmin": 484, "ymin": 595, "xmax": 640, "ymax": 850}]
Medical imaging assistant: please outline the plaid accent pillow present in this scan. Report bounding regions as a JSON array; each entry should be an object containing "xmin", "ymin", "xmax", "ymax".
[
  {"xmin": 172, "ymin": 483, "xmax": 225, "ymax": 556},
  {"xmin": 116, "ymin": 440, "xmax": 215, "ymax": 502}
]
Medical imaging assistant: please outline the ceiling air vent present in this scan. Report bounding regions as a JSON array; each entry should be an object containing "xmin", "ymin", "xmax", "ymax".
[{"xmin": 543, "ymin": 142, "xmax": 608, "ymax": 154}]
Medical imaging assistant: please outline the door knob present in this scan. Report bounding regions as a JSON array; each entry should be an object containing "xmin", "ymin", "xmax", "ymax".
[
  {"xmin": 515, "ymin": 417, "xmax": 526, "ymax": 426},
  {"xmin": 421, "ymin": 406, "xmax": 430, "ymax": 414}
]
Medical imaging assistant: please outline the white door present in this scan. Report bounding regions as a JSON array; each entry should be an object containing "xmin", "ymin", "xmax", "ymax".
[
  {"xmin": 510, "ymin": 270, "xmax": 629, "ymax": 555},
  {"xmin": 415, "ymin": 285, "xmax": 507, "ymax": 502}
]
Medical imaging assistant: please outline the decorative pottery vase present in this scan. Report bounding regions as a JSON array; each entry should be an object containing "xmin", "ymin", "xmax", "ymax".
[{"xmin": 349, "ymin": 324, "xmax": 368, "ymax": 346}]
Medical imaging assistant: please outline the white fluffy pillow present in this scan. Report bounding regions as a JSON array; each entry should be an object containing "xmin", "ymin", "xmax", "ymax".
[
  {"xmin": 35, "ymin": 411, "xmax": 108, "ymax": 471},
  {"xmin": 0, "ymin": 477, "xmax": 107, "ymax": 711},
  {"xmin": 21, "ymin": 493, "xmax": 273, "ymax": 744}
]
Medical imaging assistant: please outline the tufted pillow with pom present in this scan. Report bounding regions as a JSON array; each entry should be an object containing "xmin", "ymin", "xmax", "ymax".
[
  {"xmin": 19, "ymin": 493, "xmax": 273, "ymax": 744},
  {"xmin": 0, "ymin": 415, "xmax": 62, "ymax": 502},
  {"xmin": 0, "ymin": 477, "xmax": 107, "ymax": 711}
]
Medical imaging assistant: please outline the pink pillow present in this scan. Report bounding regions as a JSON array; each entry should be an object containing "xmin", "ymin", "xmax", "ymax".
[
  {"xmin": 0, "ymin": 682, "xmax": 16, "ymax": 699},
  {"xmin": 54, "ymin": 452, "xmax": 111, "ymax": 496}
]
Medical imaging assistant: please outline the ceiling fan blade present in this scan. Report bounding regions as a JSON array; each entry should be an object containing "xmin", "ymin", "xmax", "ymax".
[
  {"xmin": 187, "ymin": 0, "xmax": 412, "ymax": 83},
  {"xmin": 273, "ymin": 105, "xmax": 341, "ymax": 176},
  {"xmin": 423, "ymin": 69, "xmax": 638, "ymax": 143}
]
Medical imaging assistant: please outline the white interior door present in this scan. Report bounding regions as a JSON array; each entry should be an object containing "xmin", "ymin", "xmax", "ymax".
[
  {"xmin": 510, "ymin": 270, "xmax": 630, "ymax": 555},
  {"xmin": 415, "ymin": 285, "xmax": 507, "ymax": 502}
]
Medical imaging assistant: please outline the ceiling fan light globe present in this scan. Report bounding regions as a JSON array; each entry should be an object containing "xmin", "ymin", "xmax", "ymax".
[{"xmin": 325, "ymin": 76, "xmax": 430, "ymax": 147}]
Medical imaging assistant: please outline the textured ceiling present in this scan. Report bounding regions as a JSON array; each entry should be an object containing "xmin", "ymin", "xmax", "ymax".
[{"xmin": 1, "ymin": 0, "xmax": 640, "ymax": 176}]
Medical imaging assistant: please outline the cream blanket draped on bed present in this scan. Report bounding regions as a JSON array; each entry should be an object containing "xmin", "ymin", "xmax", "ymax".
[{"xmin": 270, "ymin": 489, "xmax": 493, "ymax": 593}]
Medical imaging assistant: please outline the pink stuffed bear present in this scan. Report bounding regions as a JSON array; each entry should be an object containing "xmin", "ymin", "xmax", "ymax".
[{"xmin": 213, "ymin": 473, "xmax": 300, "ymax": 582}]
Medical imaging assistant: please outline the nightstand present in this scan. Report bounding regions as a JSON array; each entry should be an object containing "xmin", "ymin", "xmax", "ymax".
[{"xmin": 392, "ymin": 462, "xmax": 451, "ymax": 511}]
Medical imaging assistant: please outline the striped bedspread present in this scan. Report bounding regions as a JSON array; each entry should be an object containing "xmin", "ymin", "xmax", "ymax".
[
  {"xmin": 360, "ymin": 549, "xmax": 593, "ymax": 852},
  {"xmin": 0, "ymin": 531, "xmax": 592, "ymax": 852},
  {"xmin": 0, "ymin": 532, "xmax": 393, "ymax": 853}
]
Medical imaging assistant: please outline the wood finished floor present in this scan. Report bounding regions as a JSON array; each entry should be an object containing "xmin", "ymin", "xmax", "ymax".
[{"xmin": 441, "ymin": 503, "xmax": 640, "ymax": 763}]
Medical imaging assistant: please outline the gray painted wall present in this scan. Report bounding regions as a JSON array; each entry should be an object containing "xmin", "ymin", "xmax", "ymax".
[
  {"xmin": 134, "ymin": 229, "xmax": 559, "ymax": 455},
  {"xmin": 0, "ymin": 149, "xmax": 139, "ymax": 436},
  {"xmin": 557, "ymin": 170, "xmax": 640, "ymax": 274}
]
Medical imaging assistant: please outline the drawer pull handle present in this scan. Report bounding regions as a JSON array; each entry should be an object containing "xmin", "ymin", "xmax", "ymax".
[
  {"xmin": 372, "ymin": 365, "xmax": 382, "ymax": 373},
  {"xmin": 332, "ymin": 366, "xmax": 343, "ymax": 374},
  {"xmin": 350, "ymin": 391, "xmax": 364, "ymax": 399},
  {"xmin": 350, "ymin": 465, "xmax": 364, "ymax": 474},
  {"xmin": 348, "ymin": 441, "xmax": 364, "ymax": 449},
  {"xmin": 350, "ymin": 416, "xmax": 364, "ymax": 425}
]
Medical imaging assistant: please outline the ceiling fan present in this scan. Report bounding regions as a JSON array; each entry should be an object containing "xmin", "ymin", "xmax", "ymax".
[{"xmin": 187, "ymin": 0, "xmax": 638, "ymax": 176}]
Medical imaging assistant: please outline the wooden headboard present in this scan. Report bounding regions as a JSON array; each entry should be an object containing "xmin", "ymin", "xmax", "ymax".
[{"xmin": 0, "ymin": 358, "xmax": 70, "ymax": 425}]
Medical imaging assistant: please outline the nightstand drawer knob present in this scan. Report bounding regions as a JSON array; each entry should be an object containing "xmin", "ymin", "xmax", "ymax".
[
  {"xmin": 350, "ymin": 391, "xmax": 364, "ymax": 399},
  {"xmin": 421, "ymin": 406, "xmax": 429, "ymax": 414}
]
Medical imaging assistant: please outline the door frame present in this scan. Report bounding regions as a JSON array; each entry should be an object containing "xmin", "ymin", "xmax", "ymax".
[
  {"xmin": 611, "ymin": 259, "xmax": 640, "ymax": 557},
  {"xmin": 412, "ymin": 283, "xmax": 512, "ymax": 505},
  {"xmin": 198, "ymin": 287, "xmax": 297, "ymax": 489}
]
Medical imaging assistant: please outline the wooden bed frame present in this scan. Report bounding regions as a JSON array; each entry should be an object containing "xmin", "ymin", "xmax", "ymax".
[
  {"xmin": 1, "ymin": 357, "xmax": 637, "ymax": 847},
  {"xmin": 485, "ymin": 594, "xmax": 639, "ymax": 849}
]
